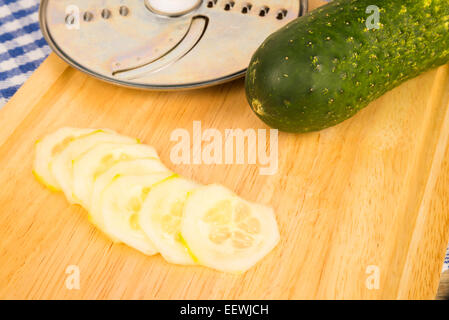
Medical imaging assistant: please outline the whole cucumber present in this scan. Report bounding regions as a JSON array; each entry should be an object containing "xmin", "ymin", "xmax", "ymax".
[{"xmin": 245, "ymin": 0, "xmax": 449, "ymax": 133}]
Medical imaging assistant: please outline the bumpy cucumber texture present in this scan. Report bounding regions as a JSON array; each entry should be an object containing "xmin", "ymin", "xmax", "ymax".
[{"xmin": 245, "ymin": 0, "xmax": 449, "ymax": 132}]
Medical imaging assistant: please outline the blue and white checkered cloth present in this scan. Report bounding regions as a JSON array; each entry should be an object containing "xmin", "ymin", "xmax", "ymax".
[
  {"xmin": 0, "ymin": 0, "xmax": 448, "ymax": 273},
  {"xmin": 445, "ymin": 246, "xmax": 449, "ymax": 272},
  {"xmin": 0, "ymin": 0, "xmax": 50, "ymax": 108}
]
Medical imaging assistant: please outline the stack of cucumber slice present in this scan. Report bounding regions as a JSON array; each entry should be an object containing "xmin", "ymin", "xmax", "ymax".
[{"xmin": 33, "ymin": 128, "xmax": 280, "ymax": 273}]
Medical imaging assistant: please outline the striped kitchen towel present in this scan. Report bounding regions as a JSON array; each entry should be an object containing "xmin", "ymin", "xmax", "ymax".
[
  {"xmin": 0, "ymin": 0, "xmax": 449, "ymax": 273},
  {"xmin": 0, "ymin": 0, "xmax": 50, "ymax": 108},
  {"xmin": 445, "ymin": 246, "xmax": 449, "ymax": 272}
]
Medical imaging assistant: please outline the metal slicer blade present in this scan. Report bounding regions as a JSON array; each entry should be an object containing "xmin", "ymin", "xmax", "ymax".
[{"xmin": 39, "ymin": 0, "xmax": 309, "ymax": 90}]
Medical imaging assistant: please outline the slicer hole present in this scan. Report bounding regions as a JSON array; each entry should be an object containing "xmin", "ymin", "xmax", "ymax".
[
  {"xmin": 83, "ymin": 11, "xmax": 93, "ymax": 22},
  {"xmin": 259, "ymin": 6, "xmax": 269, "ymax": 16},
  {"xmin": 276, "ymin": 9, "xmax": 287, "ymax": 20},
  {"xmin": 101, "ymin": 9, "xmax": 111, "ymax": 19},
  {"xmin": 224, "ymin": 1, "xmax": 235, "ymax": 11},
  {"xmin": 119, "ymin": 6, "xmax": 129, "ymax": 16},
  {"xmin": 65, "ymin": 14, "xmax": 75, "ymax": 25},
  {"xmin": 207, "ymin": 0, "xmax": 217, "ymax": 8},
  {"xmin": 241, "ymin": 3, "xmax": 252, "ymax": 13}
]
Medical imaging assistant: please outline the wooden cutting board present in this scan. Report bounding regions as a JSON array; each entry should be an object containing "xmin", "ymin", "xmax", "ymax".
[{"xmin": 1, "ymin": 1, "xmax": 449, "ymax": 300}]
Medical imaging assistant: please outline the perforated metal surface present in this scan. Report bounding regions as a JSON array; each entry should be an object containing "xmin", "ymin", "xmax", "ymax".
[{"xmin": 39, "ymin": 0, "xmax": 308, "ymax": 89}]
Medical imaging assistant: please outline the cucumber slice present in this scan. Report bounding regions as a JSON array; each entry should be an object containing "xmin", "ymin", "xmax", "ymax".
[
  {"xmin": 101, "ymin": 173, "xmax": 176, "ymax": 255},
  {"xmin": 139, "ymin": 178, "xmax": 199, "ymax": 265},
  {"xmin": 51, "ymin": 131, "xmax": 137, "ymax": 203},
  {"xmin": 89, "ymin": 158, "xmax": 172, "ymax": 235},
  {"xmin": 181, "ymin": 184, "xmax": 280, "ymax": 273},
  {"xmin": 72, "ymin": 143, "xmax": 159, "ymax": 208},
  {"xmin": 33, "ymin": 127, "xmax": 98, "ymax": 190}
]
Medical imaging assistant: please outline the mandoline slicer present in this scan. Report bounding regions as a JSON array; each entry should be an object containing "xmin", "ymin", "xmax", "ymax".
[{"xmin": 39, "ymin": 0, "xmax": 308, "ymax": 90}]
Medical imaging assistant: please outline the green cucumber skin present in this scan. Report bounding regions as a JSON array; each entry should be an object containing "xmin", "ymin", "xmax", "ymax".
[{"xmin": 245, "ymin": 0, "xmax": 449, "ymax": 133}]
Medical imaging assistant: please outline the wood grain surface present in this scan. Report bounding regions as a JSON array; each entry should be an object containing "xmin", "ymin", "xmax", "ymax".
[
  {"xmin": 1, "ymin": 0, "xmax": 449, "ymax": 299},
  {"xmin": 436, "ymin": 270, "xmax": 449, "ymax": 300}
]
